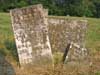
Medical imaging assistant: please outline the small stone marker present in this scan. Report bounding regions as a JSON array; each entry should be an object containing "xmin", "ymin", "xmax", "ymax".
[{"xmin": 10, "ymin": 4, "xmax": 53, "ymax": 66}]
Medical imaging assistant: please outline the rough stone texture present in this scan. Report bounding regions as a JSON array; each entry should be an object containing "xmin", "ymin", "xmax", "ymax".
[
  {"xmin": 10, "ymin": 4, "xmax": 88, "ymax": 66},
  {"xmin": 48, "ymin": 17, "xmax": 88, "ymax": 61},
  {"xmin": 10, "ymin": 4, "xmax": 53, "ymax": 66}
]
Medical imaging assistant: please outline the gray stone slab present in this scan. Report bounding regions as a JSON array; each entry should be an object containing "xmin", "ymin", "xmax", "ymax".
[{"xmin": 10, "ymin": 4, "xmax": 53, "ymax": 67}]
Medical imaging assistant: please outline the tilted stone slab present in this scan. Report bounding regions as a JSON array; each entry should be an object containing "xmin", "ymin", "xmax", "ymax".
[
  {"xmin": 10, "ymin": 4, "xmax": 88, "ymax": 66},
  {"xmin": 10, "ymin": 4, "xmax": 53, "ymax": 66}
]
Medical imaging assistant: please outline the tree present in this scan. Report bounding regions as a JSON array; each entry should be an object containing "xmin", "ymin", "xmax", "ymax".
[
  {"xmin": 0, "ymin": 0, "xmax": 99, "ymax": 18},
  {"xmin": 92, "ymin": 0, "xmax": 100, "ymax": 18}
]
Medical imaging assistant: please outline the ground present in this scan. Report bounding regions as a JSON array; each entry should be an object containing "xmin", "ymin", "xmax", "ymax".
[{"xmin": 0, "ymin": 13, "xmax": 100, "ymax": 75}]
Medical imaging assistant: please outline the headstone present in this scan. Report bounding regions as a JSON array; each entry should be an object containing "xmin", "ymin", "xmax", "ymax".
[
  {"xmin": 48, "ymin": 18, "xmax": 88, "ymax": 61},
  {"xmin": 10, "ymin": 4, "xmax": 53, "ymax": 67},
  {"xmin": 10, "ymin": 4, "xmax": 88, "ymax": 66}
]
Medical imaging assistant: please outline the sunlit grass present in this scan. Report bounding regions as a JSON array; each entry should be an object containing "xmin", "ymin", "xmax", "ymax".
[
  {"xmin": 49, "ymin": 16, "xmax": 100, "ymax": 51},
  {"xmin": 0, "ymin": 13, "xmax": 100, "ymax": 59},
  {"xmin": 0, "ymin": 13, "xmax": 17, "ymax": 61},
  {"xmin": 0, "ymin": 13, "xmax": 100, "ymax": 75},
  {"xmin": 0, "ymin": 13, "xmax": 13, "ymax": 35}
]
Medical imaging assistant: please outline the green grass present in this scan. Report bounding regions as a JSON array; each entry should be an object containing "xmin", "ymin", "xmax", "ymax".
[
  {"xmin": 0, "ymin": 13, "xmax": 13, "ymax": 35},
  {"xmin": 86, "ymin": 18, "xmax": 100, "ymax": 52},
  {"xmin": 0, "ymin": 13, "xmax": 100, "ymax": 75},
  {"xmin": 0, "ymin": 13, "xmax": 100, "ymax": 58},
  {"xmin": 49, "ymin": 16, "xmax": 100, "ymax": 51},
  {"xmin": 0, "ymin": 13, "xmax": 18, "ymax": 61}
]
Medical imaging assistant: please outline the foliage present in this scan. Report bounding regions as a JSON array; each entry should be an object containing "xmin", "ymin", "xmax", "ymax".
[
  {"xmin": 0, "ymin": 10, "xmax": 100, "ymax": 74},
  {"xmin": 0, "ymin": 0, "xmax": 100, "ymax": 18}
]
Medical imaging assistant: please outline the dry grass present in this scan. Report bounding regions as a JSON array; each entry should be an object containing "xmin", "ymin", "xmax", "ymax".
[
  {"xmin": 9, "ymin": 50, "xmax": 99, "ymax": 75},
  {"xmin": 0, "ymin": 13, "xmax": 100, "ymax": 75}
]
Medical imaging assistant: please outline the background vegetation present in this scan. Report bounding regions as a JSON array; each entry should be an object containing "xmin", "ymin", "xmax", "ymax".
[
  {"xmin": 0, "ymin": 12, "xmax": 100, "ymax": 75},
  {"xmin": 0, "ymin": 0, "xmax": 100, "ymax": 74},
  {"xmin": 0, "ymin": 12, "xmax": 100, "ymax": 61},
  {"xmin": 0, "ymin": 0, "xmax": 100, "ymax": 18}
]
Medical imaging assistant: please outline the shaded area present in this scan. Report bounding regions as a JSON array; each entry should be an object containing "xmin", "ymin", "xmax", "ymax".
[
  {"xmin": 4, "ymin": 38, "xmax": 19, "ymax": 62},
  {"xmin": 0, "ymin": 53, "xmax": 16, "ymax": 75},
  {"xmin": 62, "ymin": 43, "xmax": 71, "ymax": 63}
]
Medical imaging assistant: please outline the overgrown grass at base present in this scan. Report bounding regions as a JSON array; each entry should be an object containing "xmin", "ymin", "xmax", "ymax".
[{"xmin": 0, "ymin": 13, "xmax": 100, "ymax": 75}]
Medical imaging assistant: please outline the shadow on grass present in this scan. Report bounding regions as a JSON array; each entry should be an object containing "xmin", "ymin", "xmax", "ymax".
[
  {"xmin": 0, "ymin": 53, "xmax": 16, "ymax": 75},
  {"xmin": 4, "ymin": 38, "xmax": 19, "ymax": 63}
]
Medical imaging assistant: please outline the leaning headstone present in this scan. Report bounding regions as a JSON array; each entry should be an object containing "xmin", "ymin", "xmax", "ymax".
[{"xmin": 10, "ymin": 4, "xmax": 53, "ymax": 67}]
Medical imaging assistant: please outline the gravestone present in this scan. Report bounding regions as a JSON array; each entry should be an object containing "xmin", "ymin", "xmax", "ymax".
[
  {"xmin": 10, "ymin": 4, "xmax": 53, "ymax": 66},
  {"xmin": 48, "ymin": 17, "xmax": 88, "ymax": 61},
  {"xmin": 10, "ymin": 4, "xmax": 88, "ymax": 66}
]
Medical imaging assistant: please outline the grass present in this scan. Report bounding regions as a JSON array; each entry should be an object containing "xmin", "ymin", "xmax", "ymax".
[
  {"xmin": 0, "ymin": 13, "xmax": 100, "ymax": 75},
  {"xmin": 0, "ymin": 13, "xmax": 13, "ymax": 35},
  {"xmin": 0, "ymin": 13, "xmax": 18, "ymax": 61},
  {"xmin": 0, "ymin": 13, "xmax": 100, "ymax": 56},
  {"xmin": 49, "ymin": 16, "xmax": 100, "ymax": 51}
]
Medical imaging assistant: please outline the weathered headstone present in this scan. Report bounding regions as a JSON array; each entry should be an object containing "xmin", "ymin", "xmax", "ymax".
[
  {"xmin": 10, "ymin": 4, "xmax": 53, "ymax": 66},
  {"xmin": 48, "ymin": 17, "xmax": 88, "ymax": 61},
  {"xmin": 10, "ymin": 4, "xmax": 88, "ymax": 66}
]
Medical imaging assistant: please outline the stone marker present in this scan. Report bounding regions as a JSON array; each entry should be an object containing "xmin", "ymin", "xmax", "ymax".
[
  {"xmin": 10, "ymin": 4, "xmax": 53, "ymax": 66},
  {"xmin": 10, "ymin": 4, "xmax": 88, "ymax": 66},
  {"xmin": 48, "ymin": 18, "xmax": 88, "ymax": 61}
]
